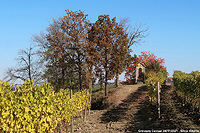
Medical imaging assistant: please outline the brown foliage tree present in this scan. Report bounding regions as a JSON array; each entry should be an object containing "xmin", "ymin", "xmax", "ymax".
[
  {"xmin": 89, "ymin": 15, "xmax": 131, "ymax": 95},
  {"xmin": 89, "ymin": 15, "xmax": 116, "ymax": 96},
  {"xmin": 34, "ymin": 10, "xmax": 91, "ymax": 91},
  {"xmin": 110, "ymin": 24, "xmax": 129, "ymax": 87}
]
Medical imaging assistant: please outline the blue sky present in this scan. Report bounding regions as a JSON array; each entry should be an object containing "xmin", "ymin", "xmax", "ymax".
[{"xmin": 0, "ymin": 0, "xmax": 200, "ymax": 81}]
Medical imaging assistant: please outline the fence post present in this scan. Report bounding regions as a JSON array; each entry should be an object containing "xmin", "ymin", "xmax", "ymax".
[
  {"xmin": 70, "ymin": 89, "xmax": 74, "ymax": 133},
  {"xmin": 157, "ymin": 82, "xmax": 160, "ymax": 119}
]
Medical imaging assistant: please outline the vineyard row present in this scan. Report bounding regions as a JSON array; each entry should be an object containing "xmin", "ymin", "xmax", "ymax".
[
  {"xmin": 0, "ymin": 80, "xmax": 90, "ymax": 132},
  {"xmin": 173, "ymin": 70, "xmax": 200, "ymax": 109}
]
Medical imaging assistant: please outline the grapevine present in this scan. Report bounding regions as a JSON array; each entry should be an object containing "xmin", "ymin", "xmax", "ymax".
[
  {"xmin": 173, "ymin": 71, "xmax": 200, "ymax": 108},
  {"xmin": 145, "ymin": 71, "xmax": 167, "ymax": 102},
  {"xmin": 0, "ymin": 80, "xmax": 90, "ymax": 132}
]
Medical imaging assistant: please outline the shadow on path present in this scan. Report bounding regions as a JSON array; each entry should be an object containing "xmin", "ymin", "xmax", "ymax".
[
  {"xmin": 125, "ymin": 85, "xmax": 200, "ymax": 132},
  {"xmin": 100, "ymin": 85, "xmax": 147, "ymax": 123},
  {"xmin": 100, "ymin": 85, "xmax": 180, "ymax": 132},
  {"xmin": 125, "ymin": 85, "xmax": 177, "ymax": 132}
]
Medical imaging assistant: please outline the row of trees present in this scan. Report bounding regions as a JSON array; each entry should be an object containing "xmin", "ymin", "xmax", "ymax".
[{"xmin": 4, "ymin": 10, "xmax": 148, "ymax": 96}]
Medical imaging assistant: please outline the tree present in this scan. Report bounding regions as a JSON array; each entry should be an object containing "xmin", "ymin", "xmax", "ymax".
[
  {"xmin": 124, "ymin": 54, "xmax": 138, "ymax": 84},
  {"xmin": 125, "ymin": 51, "xmax": 166, "ymax": 84},
  {"xmin": 112, "ymin": 18, "xmax": 148, "ymax": 86},
  {"xmin": 4, "ymin": 45, "xmax": 44, "ymax": 85},
  {"xmin": 34, "ymin": 10, "xmax": 92, "ymax": 91},
  {"xmin": 89, "ymin": 15, "xmax": 131, "ymax": 95},
  {"xmin": 110, "ymin": 24, "xmax": 129, "ymax": 87},
  {"xmin": 120, "ymin": 18, "xmax": 148, "ymax": 47},
  {"xmin": 58, "ymin": 9, "xmax": 91, "ymax": 91},
  {"xmin": 138, "ymin": 51, "xmax": 166, "ymax": 72},
  {"xmin": 89, "ymin": 15, "xmax": 117, "ymax": 96}
]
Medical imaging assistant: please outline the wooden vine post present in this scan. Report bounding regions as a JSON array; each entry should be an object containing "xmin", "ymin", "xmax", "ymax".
[
  {"xmin": 157, "ymin": 82, "xmax": 160, "ymax": 119},
  {"xmin": 70, "ymin": 89, "xmax": 74, "ymax": 133},
  {"xmin": 89, "ymin": 87, "xmax": 92, "ymax": 115},
  {"xmin": 84, "ymin": 89, "xmax": 88, "ymax": 122}
]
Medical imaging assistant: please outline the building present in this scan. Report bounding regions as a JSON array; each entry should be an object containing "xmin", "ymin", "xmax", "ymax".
[{"xmin": 135, "ymin": 63, "xmax": 145, "ymax": 83}]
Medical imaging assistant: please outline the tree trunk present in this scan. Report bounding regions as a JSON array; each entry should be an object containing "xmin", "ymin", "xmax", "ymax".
[
  {"xmin": 78, "ymin": 51, "xmax": 82, "ymax": 91},
  {"xmin": 100, "ymin": 71, "xmax": 103, "ymax": 90},
  {"xmin": 78, "ymin": 70, "xmax": 82, "ymax": 91},
  {"xmin": 92, "ymin": 80, "xmax": 94, "ymax": 88},
  {"xmin": 88, "ymin": 66, "xmax": 93, "ymax": 115},
  {"xmin": 89, "ymin": 79, "xmax": 92, "ymax": 115},
  {"xmin": 55, "ymin": 59, "xmax": 59, "ymax": 92},
  {"xmin": 28, "ymin": 54, "xmax": 32, "ymax": 82},
  {"xmin": 115, "ymin": 71, "xmax": 119, "ymax": 87},
  {"xmin": 62, "ymin": 67, "xmax": 65, "ymax": 89},
  {"xmin": 105, "ymin": 70, "xmax": 108, "ymax": 96}
]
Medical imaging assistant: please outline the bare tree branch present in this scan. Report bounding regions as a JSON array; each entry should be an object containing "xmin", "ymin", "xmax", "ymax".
[
  {"xmin": 120, "ymin": 18, "xmax": 149, "ymax": 48},
  {"xmin": 3, "ymin": 45, "xmax": 44, "ymax": 85}
]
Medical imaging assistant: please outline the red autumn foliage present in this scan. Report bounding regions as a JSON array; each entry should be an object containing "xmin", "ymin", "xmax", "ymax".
[
  {"xmin": 138, "ymin": 51, "xmax": 166, "ymax": 70},
  {"xmin": 124, "ymin": 51, "xmax": 166, "ymax": 84}
]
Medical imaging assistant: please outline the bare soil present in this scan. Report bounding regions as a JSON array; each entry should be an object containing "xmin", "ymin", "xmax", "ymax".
[{"xmin": 109, "ymin": 84, "xmax": 145, "ymax": 107}]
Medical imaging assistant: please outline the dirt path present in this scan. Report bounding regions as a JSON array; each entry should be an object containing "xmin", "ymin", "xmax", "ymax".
[
  {"xmin": 109, "ymin": 84, "xmax": 145, "ymax": 107},
  {"xmin": 72, "ymin": 85, "xmax": 200, "ymax": 132},
  {"xmin": 74, "ymin": 84, "xmax": 148, "ymax": 132}
]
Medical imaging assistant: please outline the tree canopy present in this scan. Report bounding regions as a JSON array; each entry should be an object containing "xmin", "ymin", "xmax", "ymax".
[{"xmin": 35, "ymin": 10, "xmax": 91, "ymax": 91}]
